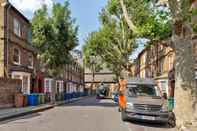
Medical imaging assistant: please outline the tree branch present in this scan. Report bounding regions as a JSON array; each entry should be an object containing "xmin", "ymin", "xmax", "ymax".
[
  {"xmin": 168, "ymin": 0, "xmax": 180, "ymax": 20},
  {"xmin": 160, "ymin": 38, "xmax": 175, "ymax": 50},
  {"xmin": 119, "ymin": 0, "xmax": 138, "ymax": 33}
]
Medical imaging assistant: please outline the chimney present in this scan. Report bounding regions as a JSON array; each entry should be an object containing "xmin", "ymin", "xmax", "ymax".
[{"xmin": 0, "ymin": 0, "xmax": 9, "ymax": 7}]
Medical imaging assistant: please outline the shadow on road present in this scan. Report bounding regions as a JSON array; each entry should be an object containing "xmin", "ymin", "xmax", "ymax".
[
  {"xmin": 126, "ymin": 120, "xmax": 172, "ymax": 129},
  {"xmin": 0, "ymin": 113, "xmax": 41, "ymax": 125},
  {"xmin": 60, "ymin": 97, "xmax": 118, "ymax": 108}
]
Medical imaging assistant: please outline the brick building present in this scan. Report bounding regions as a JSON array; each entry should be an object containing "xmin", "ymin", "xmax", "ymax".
[
  {"xmin": 40, "ymin": 53, "xmax": 84, "ymax": 102},
  {"xmin": 85, "ymin": 68, "xmax": 117, "ymax": 95},
  {"xmin": 0, "ymin": 1, "xmax": 84, "ymax": 104},
  {"xmin": 0, "ymin": 78, "xmax": 21, "ymax": 108},
  {"xmin": 0, "ymin": 0, "xmax": 37, "ymax": 94},
  {"xmin": 134, "ymin": 42, "xmax": 175, "ymax": 94},
  {"xmin": 64, "ymin": 60, "xmax": 84, "ymax": 94}
]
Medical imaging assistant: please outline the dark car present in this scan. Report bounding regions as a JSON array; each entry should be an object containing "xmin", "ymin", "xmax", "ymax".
[
  {"xmin": 96, "ymin": 83, "xmax": 108, "ymax": 99},
  {"xmin": 120, "ymin": 78, "xmax": 175, "ymax": 127}
]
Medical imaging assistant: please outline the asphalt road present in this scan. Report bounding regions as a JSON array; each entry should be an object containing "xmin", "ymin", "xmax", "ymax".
[{"xmin": 0, "ymin": 97, "xmax": 176, "ymax": 131}]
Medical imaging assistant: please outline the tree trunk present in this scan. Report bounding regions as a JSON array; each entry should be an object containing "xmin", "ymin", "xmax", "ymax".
[{"xmin": 173, "ymin": 33, "xmax": 197, "ymax": 126}]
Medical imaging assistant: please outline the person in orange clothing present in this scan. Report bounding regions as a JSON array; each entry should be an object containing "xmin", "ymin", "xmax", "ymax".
[{"xmin": 118, "ymin": 77, "xmax": 127, "ymax": 110}]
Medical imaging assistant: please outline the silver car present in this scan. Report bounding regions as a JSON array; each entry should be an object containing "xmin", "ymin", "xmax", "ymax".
[{"xmin": 121, "ymin": 78, "xmax": 175, "ymax": 127}]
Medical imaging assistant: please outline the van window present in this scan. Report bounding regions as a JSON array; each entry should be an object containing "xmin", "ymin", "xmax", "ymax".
[{"xmin": 127, "ymin": 85, "xmax": 157, "ymax": 97}]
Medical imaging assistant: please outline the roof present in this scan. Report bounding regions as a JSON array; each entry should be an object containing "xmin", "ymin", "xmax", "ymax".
[
  {"xmin": 127, "ymin": 77, "xmax": 156, "ymax": 85},
  {"xmin": 85, "ymin": 73, "xmax": 116, "ymax": 83},
  {"xmin": 85, "ymin": 68, "xmax": 113, "ymax": 74},
  {"xmin": 6, "ymin": 2, "xmax": 30, "ymax": 24}
]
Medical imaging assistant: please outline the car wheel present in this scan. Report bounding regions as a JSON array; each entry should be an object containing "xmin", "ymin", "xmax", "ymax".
[
  {"xmin": 121, "ymin": 109, "xmax": 128, "ymax": 121},
  {"xmin": 167, "ymin": 112, "xmax": 176, "ymax": 128}
]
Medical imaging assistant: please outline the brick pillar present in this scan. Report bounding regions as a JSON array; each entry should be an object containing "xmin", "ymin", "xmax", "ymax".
[{"xmin": 0, "ymin": 1, "xmax": 6, "ymax": 77}]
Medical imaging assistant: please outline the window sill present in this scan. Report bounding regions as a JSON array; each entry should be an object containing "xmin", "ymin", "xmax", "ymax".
[
  {"xmin": 13, "ymin": 62, "xmax": 21, "ymax": 66},
  {"xmin": 28, "ymin": 66, "xmax": 34, "ymax": 69}
]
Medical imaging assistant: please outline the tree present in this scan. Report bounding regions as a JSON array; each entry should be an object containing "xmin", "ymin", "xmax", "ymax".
[
  {"xmin": 32, "ymin": 2, "xmax": 78, "ymax": 75},
  {"xmin": 118, "ymin": 0, "xmax": 197, "ymax": 126},
  {"xmin": 83, "ymin": 5, "xmax": 138, "ymax": 79}
]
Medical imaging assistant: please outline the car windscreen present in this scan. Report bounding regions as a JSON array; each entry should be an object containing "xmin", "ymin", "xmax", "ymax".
[{"xmin": 126, "ymin": 84, "xmax": 157, "ymax": 97}]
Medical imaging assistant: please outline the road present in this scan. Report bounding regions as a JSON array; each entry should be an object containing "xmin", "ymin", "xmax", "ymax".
[{"xmin": 0, "ymin": 97, "xmax": 176, "ymax": 131}]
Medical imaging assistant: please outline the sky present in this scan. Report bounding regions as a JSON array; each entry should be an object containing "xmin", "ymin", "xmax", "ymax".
[
  {"xmin": 9, "ymin": 0, "xmax": 107, "ymax": 49},
  {"xmin": 9, "ymin": 0, "xmax": 144, "ymax": 59}
]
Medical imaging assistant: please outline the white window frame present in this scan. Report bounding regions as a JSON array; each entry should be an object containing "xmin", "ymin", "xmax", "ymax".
[
  {"xmin": 56, "ymin": 80, "xmax": 64, "ymax": 93},
  {"xmin": 28, "ymin": 53, "xmax": 34, "ymax": 69},
  {"xmin": 13, "ymin": 48, "xmax": 21, "ymax": 65},
  {"xmin": 14, "ymin": 18, "xmax": 21, "ymax": 37},
  {"xmin": 160, "ymin": 58, "xmax": 164, "ymax": 74},
  {"xmin": 44, "ymin": 78, "xmax": 53, "ymax": 93},
  {"xmin": 157, "ymin": 80, "xmax": 168, "ymax": 96},
  {"xmin": 12, "ymin": 72, "xmax": 31, "ymax": 94},
  {"xmin": 168, "ymin": 54, "xmax": 173, "ymax": 70}
]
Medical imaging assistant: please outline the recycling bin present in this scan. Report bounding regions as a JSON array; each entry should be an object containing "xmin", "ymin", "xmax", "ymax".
[
  {"xmin": 23, "ymin": 94, "xmax": 28, "ymax": 107},
  {"xmin": 38, "ymin": 93, "xmax": 45, "ymax": 104},
  {"xmin": 67, "ymin": 93, "xmax": 71, "ymax": 100},
  {"xmin": 64, "ymin": 93, "xmax": 68, "ymax": 100},
  {"xmin": 37, "ymin": 94, "xmax": 41, "ymax": 105},
  {"xmin": 168, "ymin": 97, "xmax": 174, "ymax": 111},
  {"xmin": 15, "ymin": 93, "xmax": 24, "ymax": 108},
  {"xmin": 28, "ymin": 94, "xmax": 39, "ymax": 106}
]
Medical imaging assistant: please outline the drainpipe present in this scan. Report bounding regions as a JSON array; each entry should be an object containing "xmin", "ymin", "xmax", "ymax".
[{"xmin": 6, "ymin": 1, "xmax": 11, "ymax": 78}]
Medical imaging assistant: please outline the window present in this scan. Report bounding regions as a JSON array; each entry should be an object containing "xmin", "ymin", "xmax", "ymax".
[
  {"xmin": 126, "ymin": 85, "xmax": 157, "ymax": 97},
  {"xmin": 22, "ymin": 76, "xmax": 28, "ymax": 94},
  {"xmin": 44, "ymin": 79, "xmax": 52, "ymax": 93},
  {"xmin": 45, "ymin": 80, "xmax": 50, "ymax": 93},
  {"xmin": 160, "ymin": 81, "xmax": 167, "ymax": 92},
  {"xmin": 169, "ymin": 55, "xmax": 174, "ymax": 70},
  {"xmin": 14, "ymin": 18, "xmax": 21, "ymax": 37},
  {"xmin": 12, "ymin": 72, "xmax": 31, "ymax": 94},
  {"xmin": 13, "ymin": 48, "xmax": 20, "ymax": 65},
  {"xmin": 56, "ymin": 81, "xmax": 60, "ymax": 93},
  {"xmin": 27, "ymin": 29, "xmax": 32, "ymax": 43},
  {"xmin": 56, "ymin": 81, "xmax": 64, "ymax": 93},
  {"xmin": 28, "ymin": 53, "xmax": 33, "ymax": 68},
  {"xmin": 160, "ymin": 58, "xmax": 164, "ymax": 74},
  {"xmin": 12, "ymin": 75, "xmax": 21, "ymax": 80}
]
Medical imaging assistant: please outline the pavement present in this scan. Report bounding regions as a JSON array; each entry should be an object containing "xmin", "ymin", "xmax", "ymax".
[
  {"xmin": 0, "ymin": 97, "xmax": 85, "ymax": 122},
  {"xmin": 0, "ymin": 97, "xmax": 177, "ymax": 131}
]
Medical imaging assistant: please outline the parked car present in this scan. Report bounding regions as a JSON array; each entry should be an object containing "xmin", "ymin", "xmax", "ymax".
[
  {"xmin": 96, "ymin": 83, "xmax": 108, "ymax": 99},
  {"xmin": 120, "ymin": 78, "xmax": 175, "ymax": 127}
]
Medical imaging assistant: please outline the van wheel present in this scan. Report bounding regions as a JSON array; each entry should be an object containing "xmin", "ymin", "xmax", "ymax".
[
  {"xmin": 167, "ymin": 112, "xmax": 176, "ymax": 128},
  {"xmin": 121, "ymin": 109, "xmax": 128, "ymax": 121}
]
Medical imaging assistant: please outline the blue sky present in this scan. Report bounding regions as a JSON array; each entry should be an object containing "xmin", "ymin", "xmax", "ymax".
[
  {"xmin": 10, "ymin": 0, "xmax": 144, "ymax": 58},
  {"xmin": 10, "ymin": 0, "xmax": 107, "ymax": 49},
  {"xmin": 57, "ymin": 0, "xmax": 107, "ymax": 49}
]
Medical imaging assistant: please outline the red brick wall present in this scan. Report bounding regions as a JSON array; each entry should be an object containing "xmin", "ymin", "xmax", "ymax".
[{"xmin": 0, "ymin": 78, "xmax": 21, "ymax": 108}]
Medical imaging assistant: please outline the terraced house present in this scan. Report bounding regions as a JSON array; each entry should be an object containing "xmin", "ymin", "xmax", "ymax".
[
  {"xmin": 0, "ymin": 0, "xmax": 37, "ymax": 95},
  {"xmin": 133, "ymin": 41, "xmax": 197, "ymax": 95}
]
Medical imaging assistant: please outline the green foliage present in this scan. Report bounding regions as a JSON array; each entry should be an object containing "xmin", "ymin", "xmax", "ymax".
[
  {"xmin": 126, "ymin": 0, "xmax": 171, "ymax": 40},
  {"xmin": 83, "ymin": 6, "xmax": 137, "ymax": 77},
  {"xmin": 83, "ymin": 0, "xmax": 172, "ymax": 78},
  {"xmin": 32, "ymin": 2, "xmax": 78, "ymax": 73}
]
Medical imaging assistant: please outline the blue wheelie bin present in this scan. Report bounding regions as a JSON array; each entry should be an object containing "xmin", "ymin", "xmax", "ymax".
[{"xmin": 28, "ymin": 94, "xmax": 39, "ymax": 106}]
